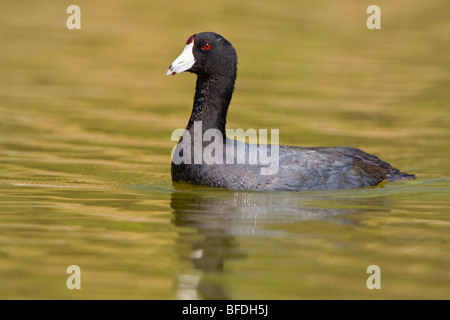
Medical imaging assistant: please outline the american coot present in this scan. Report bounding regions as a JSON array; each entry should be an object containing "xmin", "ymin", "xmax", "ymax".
[{"xmin": 166, "ymin": 32, "xmax": 414, "ymax": 191}]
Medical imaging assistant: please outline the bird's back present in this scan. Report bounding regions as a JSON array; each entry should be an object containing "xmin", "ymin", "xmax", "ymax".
[{"xmin": 171, "ymin": 140, "xmax": 414, "ymax": 191}]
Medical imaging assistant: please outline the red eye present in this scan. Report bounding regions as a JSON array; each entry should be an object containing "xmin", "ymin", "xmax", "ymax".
[{"xmin": 203, "ymin": 44, "xmax": 211, "ymax": 51}]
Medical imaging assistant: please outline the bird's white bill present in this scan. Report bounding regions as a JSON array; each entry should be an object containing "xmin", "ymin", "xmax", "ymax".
[{"xmin": 166, "ymin": 42, "xmax": 196, "ymax": 76}]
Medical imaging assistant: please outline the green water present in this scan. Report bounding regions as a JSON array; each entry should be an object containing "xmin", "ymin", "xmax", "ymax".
[{"xmin": 0, "ymin": 0, "xmax": 449, "ymax": 299}]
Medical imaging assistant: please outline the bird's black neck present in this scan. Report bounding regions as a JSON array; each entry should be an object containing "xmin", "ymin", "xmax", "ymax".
[{"xmin": 186, "ymin": 72, "xmax": 236, "ymax": 136}]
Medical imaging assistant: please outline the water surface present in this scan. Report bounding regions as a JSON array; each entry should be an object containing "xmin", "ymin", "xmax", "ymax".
[{"xmin": 0, "ymin": 0, "xmax": 449, "ymax": 299}]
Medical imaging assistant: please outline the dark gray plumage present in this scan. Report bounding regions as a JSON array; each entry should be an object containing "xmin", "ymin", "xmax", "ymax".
[{"xmin": 167, "ymin": 32, "xmax": 414, "ymax": 191}]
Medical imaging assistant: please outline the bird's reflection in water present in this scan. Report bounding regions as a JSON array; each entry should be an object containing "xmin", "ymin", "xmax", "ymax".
[{"xmin": 170, "ymin": 184, "xmax": 385, "ymax": 300}]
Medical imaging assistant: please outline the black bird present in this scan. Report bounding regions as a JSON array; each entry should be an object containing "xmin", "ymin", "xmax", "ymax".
[{"xmin": 166, "ymin": 32, "xmax": 414, "ymax": 191}]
